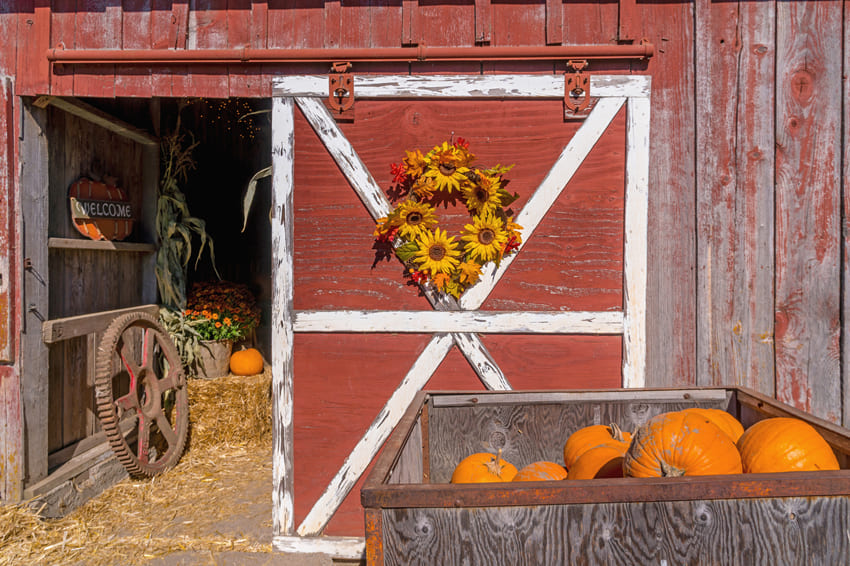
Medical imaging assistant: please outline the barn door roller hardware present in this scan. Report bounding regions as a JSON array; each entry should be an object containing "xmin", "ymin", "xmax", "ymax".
[
  {"xmin": 564, "ymin": 59, "xmax": 590, "ymax": 115},
  {"xmin": 328, "ymin": 62, "xmax": 354, "ymax": 119}
]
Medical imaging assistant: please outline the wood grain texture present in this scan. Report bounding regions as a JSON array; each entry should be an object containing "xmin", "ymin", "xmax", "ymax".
[
  {"xmin": 379, "ymin": 496, "xmax": 850, "ymax": 565},
  {"xmin": 115, "ymin": 0, "xmax": 152, "ymax": 98},
  {"xmin": 844, "ymin": 1, "xmax": 850, "ymax": 429},
  {"xmin": 72, "ymin": 0, "xmax": 120, "ymax": 98},
  {"xmin": 21, "ymin": 103, "xmax": 50, "ymax": 485},
  {"xmin": 639, "ymin": 0, "xmax": 697, "ymax": 388},
  {"xmin": 695, "ymin": 0, "xmax": 776, "ymax": 394},
  {"xmin": 774, "ymin": 0, "xmax": 843, "ymax": 424},
  {"xmin": 426, "ymin": 399, "xmax": 725, "ymax": 482}
]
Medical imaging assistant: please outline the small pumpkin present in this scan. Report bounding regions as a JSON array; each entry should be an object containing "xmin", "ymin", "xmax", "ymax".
[
  {"xmin": 451, "ymin": 449, "xmax": 518, "ymax": 483},
  {"xmin": 563, "ymin": 423, "xmax": 632, "ymax": 471},
  {"xmin": 681, "ymin": 407, "xmax": 745, "ymax": 443},
  {"xmin": 623, "ymin": 411, "xmax": 743, "ymax": 477},
  {"xmin": 229, "ymin": 347, "xmax": 264, "ymax": 376},
  {"xmin": 737, "ymin": 417, "xmax": 839, "ymax": 473},
  {"xmin": 512, "ymin": 461, "xmax": 568, "ymax": 482},
  {"xmin": 568, "ymin": 445, "xmax": 625, "ymax": 480}
]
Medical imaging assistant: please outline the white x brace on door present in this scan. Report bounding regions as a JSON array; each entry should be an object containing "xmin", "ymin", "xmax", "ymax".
[{"xmin": 270, "ymin": 74, "xmax": 651, "ymax": 557}]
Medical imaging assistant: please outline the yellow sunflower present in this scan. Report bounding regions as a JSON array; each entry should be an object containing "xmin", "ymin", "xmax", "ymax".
[
  {"xmin": 461, "ymin": 211, "xmax": 509, "ymax": 263},
  {"xmin": 395, "ymin": 200, "xmax": 438, "ymax": 240},
  {"xmin": 413, "ymin": 228, "xmax": 461, "ymax": 275},
  {"xmin": 462, "ymin": 171, "xmax": 503, "ymax": 215},
  {"xmin": 423, "ymin": 142, "xmax": 470, "ymax": 193}
]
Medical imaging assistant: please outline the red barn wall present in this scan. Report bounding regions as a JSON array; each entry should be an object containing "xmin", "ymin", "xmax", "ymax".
[{"xmin": 0, "ymin": 0, "xmax": 847, "ymax": 512}]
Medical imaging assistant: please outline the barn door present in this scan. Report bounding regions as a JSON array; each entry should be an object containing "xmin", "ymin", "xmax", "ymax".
[
  {"xmin": 271, "ymin": 74, "xmax": 650, "ymax": 556},
  {"xmin": 19, "ymin": 97, "xmax": 159, "ymax": 495}
]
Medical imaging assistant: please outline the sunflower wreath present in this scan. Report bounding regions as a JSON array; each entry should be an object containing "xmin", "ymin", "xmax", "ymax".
[{"xmin": 373, "ymin": 138, "xmax": 523, "ymax": 299}]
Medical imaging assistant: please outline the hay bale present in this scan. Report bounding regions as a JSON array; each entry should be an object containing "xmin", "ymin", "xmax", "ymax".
[{"xmin": 0, "ymin": 369, "xmax": 275, "ymax": 565}]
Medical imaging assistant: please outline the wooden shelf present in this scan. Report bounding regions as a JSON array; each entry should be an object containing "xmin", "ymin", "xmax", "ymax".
[{"xmin": 48, "ymin": 237, "xmax": 156, "ymax": 253}]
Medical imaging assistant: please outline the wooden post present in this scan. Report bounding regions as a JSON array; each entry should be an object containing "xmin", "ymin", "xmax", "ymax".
[{"xmin": 20, "ymin": 101, "xmax": 50, "ymax": 485}]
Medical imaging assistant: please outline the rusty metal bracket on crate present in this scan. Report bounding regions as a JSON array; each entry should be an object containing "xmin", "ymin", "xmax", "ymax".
[
  {"xmin": 564, "ymin": 59, "xmax": 590, "ymax": 115},
  {"xmin": 328, "ymin": 62, "xmax": 355, "ymax": 119}
]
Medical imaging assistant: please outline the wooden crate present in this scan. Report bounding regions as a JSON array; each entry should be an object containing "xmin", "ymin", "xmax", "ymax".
[{"xmin": 361, "ymin": 388, "xmax": 850, "ymax": 565}]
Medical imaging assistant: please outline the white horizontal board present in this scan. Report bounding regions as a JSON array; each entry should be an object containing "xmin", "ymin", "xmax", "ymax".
[
  {"xmin": 294, "ymin": 310, "xmax": 623, "ymax": 334},
  {"xmin": 273, "ymin": 535, "xmax": 365, "ymax": 559},
  {"xmin": 274, "ymin": 74, "xmax": 650, "ymax": 99},
  {"xmin": 430, "ymin": 388, "xmax": 731, "ymax": 407}
]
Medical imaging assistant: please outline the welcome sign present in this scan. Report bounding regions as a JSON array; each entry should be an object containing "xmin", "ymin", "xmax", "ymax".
[{"xmin": 68, "ymin": 178, "xmax": 136, "ymax": 241}]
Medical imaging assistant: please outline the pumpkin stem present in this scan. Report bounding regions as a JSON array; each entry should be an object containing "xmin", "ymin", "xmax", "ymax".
[
  {"xmin": 608, "ymin": 423, "xmax": 626, "ymax": 443},
  {"xmin": 484, "ymin": 448, "xmax": 506, "ymax": 477},
  {"xmin": 660, "ymin": 460, "xmax": 686, "ymax": 477}
]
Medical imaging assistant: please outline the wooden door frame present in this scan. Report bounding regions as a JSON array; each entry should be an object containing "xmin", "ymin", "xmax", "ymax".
[{"xmin": 270, "ymin": 73, "xmax": 651, "ymax": 557}]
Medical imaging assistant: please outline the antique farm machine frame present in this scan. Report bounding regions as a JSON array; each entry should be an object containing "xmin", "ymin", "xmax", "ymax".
[{"xmin": 270, "ymin": 73, "xmax": 651, "ymax": 557}]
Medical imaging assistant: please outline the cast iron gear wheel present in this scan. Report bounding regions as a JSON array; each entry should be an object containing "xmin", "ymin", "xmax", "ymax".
[{"xmin": 95, "ymin": 311, "xmax": 189, "ymax": 477}]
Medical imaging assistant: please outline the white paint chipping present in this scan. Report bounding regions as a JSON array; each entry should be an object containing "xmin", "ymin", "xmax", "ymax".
[
  {"xmin": 274, "ymin": 74, "xmax": 651, "ymax": 99},
  {"xmin": 294, "ymin": 310, "xmax": 623, "ymax": 334},
  {"xmin": 271, "ymin": 97, "xmax": 296, "ymax": 537},
  {"xmin": 622, "ymin": 96, "xmax": 651, "ymax": 389},
  {"xmin": 273, "ymin": 535, "xmax": 365, "ymax": 559}
]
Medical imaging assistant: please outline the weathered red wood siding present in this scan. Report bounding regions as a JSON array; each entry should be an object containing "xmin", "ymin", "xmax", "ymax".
[{"xmin": 0, "ymin": 0, "xmax": 848, "ymax": 518}]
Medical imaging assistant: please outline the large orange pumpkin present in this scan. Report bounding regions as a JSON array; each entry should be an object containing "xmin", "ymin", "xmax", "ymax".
[
  {"xmin": 563, "ymin": 423, "xmax": 631, "ymax": 471},
  {"xmin": 568, "ymin": 445, "xmax": 625, "ymax": 480},
  {"xmin": 512, "ymin": 461, "xmax": 568, "ymax": 482},
  {"xmin": 737, "ymin": 417, "xmax": 839, "ymax": 473},
  {"xmin": 229, "ymin": 348, "xmax": 264, "ymax": 376},
  {"xmin": 681, "ymin": 407, "xmax": 745, "ymax": 443},
  {"xmin": 623, "ymin": 411, "xmax": 743, "ymax": 477},
  {"xmin": 450, "ymin": 450, "xmax": 518, "ymax": 483}
]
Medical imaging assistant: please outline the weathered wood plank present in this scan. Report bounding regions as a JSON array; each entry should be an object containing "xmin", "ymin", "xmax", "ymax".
[
  {"xmin": 293, "ymin": 310, "xmax": 623, "ymax": 334},
  {"xmin": 640, "ymin": 0, "xmax": 697, "ymax": 388},
  {"xmin": 844, "ymin": 0, "xmax": 850, "ymax": 429},
  {"xmin": 271, "ymin": 96, "xmax": 296, "ymax": 537},
  {"xmin": 115, "ymin": 0, "xmax": 153, "ymax": 98},
  {"xmin": 37, "ymin": 97, "xmax": 158, "ymax": 146},
  {"xmin": 46, "ymin": 238, "xmax": 156, "ymax": 253},
  {"xmin": 774, "ymin": 0, "xmax": 843, "ymax": 423},
  {"xmin": 274, "ymin": 74, "xmax": 651, "ymax": 99},
  {"xmin": 42, "ymin": 304, "xmax": 159, "ymax": 344},
  {"xmin": 379, "ymin": 497, "xmax": 850, "ymax": 565},
  {"xmin": 273, "ymin": 535, "xmax": 365, "ymax": 559},
  {"xmin": 622, "ymin": 96, "xmax": 650, "ymax": 389},
  {"xmin": 21, "ymin": 102, "xmax": 50, "ymax": 485},
  {"xmin": 186, "ymin": 0, "xmax": 230, "ymax": 97},
  {"xmin": 695, "ymin": 0, "xmax": 776, "ymax": 394},
  {"xmin": 0, "ymin": 78, "xmax": 14, "ymax": 363},
  {"xmin": 72, "ymin": 0, "xmax": 120, "ymax": 98}
]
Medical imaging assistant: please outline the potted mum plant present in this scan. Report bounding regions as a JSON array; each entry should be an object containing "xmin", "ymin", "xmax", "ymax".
[{"xmin": 184, "ymin": 280, "xmax": 261, "ymax": 378}]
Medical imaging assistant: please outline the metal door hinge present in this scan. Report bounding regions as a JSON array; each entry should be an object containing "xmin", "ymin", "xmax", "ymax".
[
  {"xmin": 328, "ymin": 62, "xmax": 355, "ymax": 120},
  {"xmin": 564, "ymin": 59, "xmax": 591, "ymax": 116}
]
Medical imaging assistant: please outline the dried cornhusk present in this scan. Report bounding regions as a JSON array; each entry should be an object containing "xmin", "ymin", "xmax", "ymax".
[{"xmin": 0, "ymin": 370, "xmax": 274, "ymax": 566}]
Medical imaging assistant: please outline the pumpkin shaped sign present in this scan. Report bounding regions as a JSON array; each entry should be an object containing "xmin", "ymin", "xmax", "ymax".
[{"xmin": 69, "ymin": 177, "xmax": 135, "ymax": 241}]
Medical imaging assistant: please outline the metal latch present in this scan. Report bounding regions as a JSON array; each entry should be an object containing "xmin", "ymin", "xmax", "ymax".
[
  {"xmin": 328, "ymin": 62, "xmax": 354, "ymax": 118},
  {"xmin": 564, "ymin": 59, "xmax": 591, "ymax": 115}
]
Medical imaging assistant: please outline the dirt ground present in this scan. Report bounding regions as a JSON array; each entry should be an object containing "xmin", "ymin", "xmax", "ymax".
[{"xmin": 0, "ymin": 372, "xmax": 347, "ymax": 566}]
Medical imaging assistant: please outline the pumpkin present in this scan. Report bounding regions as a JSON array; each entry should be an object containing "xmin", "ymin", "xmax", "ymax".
[
  {"xmin": 681, "ymin": 407, "xmax": 745, "ymax": 443},
  {"xmin": 737, "ymin": 417, "xmax": 839, "ymax": 473},
  {"xmin": 512, "ymin": 461, "xmax": 568, "ymax": 482},
  {"xmin": 450, "ymin": 449, "xmax": 518, "ymax": 483},
  {"xmin": 623, "ymin": 411, "xmax": 743, "ymax": 477},
  {"xmin": 568, "ymin": 445, "xmax": 625, "ymax": 480},
  {"xmin": 563, "ymin": 423, "xmax": 632, "ymax": 471},
  {"xmin": 229, "ymin": 348, "xmax": 264, "ymax": 376}
]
